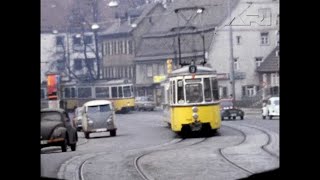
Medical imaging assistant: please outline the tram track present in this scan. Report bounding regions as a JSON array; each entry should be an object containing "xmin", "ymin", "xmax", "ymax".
[
  {"xmin": 218, "ymin": 123, "xmax": 279, "ymax": 176},
  {"xmin": 134, "ymin": 137, "xmax": 209, "ymax": 180}
]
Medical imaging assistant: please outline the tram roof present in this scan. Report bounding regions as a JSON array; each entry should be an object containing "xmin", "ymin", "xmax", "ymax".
[
  {"xmin": 169, "ymin": 66, "xmax": 216, "ymax": 77},
  {"xmin": 83, "ymin": 100, "xmax": 112, "ymax": 107},
  {"xmin": 61, "ymin": 79, "xmax": 132, "ymax": 86}
]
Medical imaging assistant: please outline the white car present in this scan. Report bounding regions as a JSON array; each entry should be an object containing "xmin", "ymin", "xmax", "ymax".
[{"xmin": 262, "ymin": 97, "xmax": 279, "ymax": 120}]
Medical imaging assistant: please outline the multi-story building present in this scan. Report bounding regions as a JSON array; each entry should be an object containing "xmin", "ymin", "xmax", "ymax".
[
  {"xmin": 257, "ymin": 45, "xmax": 279, "ymax": 99},
  {"xmin": 134, "ymin": 0, "xmax": 238, "ymax": 105},
  {"xmin": 208, "ymin": 0, "xmax": 279, "ymax": 104},
  {"xmin": 99, "ymin": 3, "xmax": 165, "ymax": 83}
]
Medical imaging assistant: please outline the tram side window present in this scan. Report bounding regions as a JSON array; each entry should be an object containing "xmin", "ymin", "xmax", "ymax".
[
  {"xmin": 211, "ymin": 79, "xmax": 219, "ymax": 101},
  {"xmin": 123, "ymin": 86, "xmax": 131, "ymax": 97},
  {"xmin": 118, "ymin": 86, "xmax": 123, "ymax": 98},
  {"xmin": 78, "ymin": 87, "xmax": 92, "ymax": 98},
  {"xmin": 95, "ymin": 87, "xmax": 109, "ymax": 98},
  {"xmin": 186, "ymin": 84, "xmax": 203, "ymax": 103},
  {"xmin": 204, "ymin": 78, "xmax": 212, "ymax": 102},
  {"xmin": 172, "ymin": 81, "xmax": 176, "ymax": 104},
  {"xmin": 111, "ymin": 87, "xmax": 118, "ymax": 98},
  {"xmin": 64, "ymin": 88, "xmax": 71, "ymax": 98},
  {"xmin": 177, "ymin": 80, "xmax": 184, "ymax": 104},
  {"xmin": 71, "ymin": 87, "xmax": 76, "ymax": 98}
]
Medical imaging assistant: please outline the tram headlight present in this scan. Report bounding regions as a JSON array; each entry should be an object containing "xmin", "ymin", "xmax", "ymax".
[
  {"xmin": 192, "ymin": 106, "xmax": 198, "ymax": 113},
  {"xmin": 193, "ymin": 113, "xmax": 198, "ymax": 119}
]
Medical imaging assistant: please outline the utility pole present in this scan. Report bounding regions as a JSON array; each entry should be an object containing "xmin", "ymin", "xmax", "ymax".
[{"xmin": 228, "ymin": 0, "xmax": 236, "ymax": 104}]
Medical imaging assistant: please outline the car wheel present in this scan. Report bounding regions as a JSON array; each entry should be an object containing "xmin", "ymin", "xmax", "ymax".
[
  {"xmin": 240, "ymin": 116, "xmax": 244, "ymax": 120},
  {"xmin": 61, "ymin": 139, "xmax": 67, "ymax": 152},
  {"xmin": 221, "ymin": 117, "xmax": 224, "ymax": 121},
  {"xmin": 269, "ymin": 115, "xmax": 273, "ymax": 120},
  {"xmin": 228, "ymin": 116, "xmax": 231, "ymax": 120},
  {"xmin": 70, "ymin": 143, "xmax": 76, "ymax": 151},
  {"xmin": 84, "ymin": 132, "xmax": 90, "ymax": 139},
  {"xmin": 262, "ymin": 116, "xmax": 266, "ymax": 120},
  {"xmin": 232, "ymin": 116, "xmax": 236, "ymax": 120},
  {"xmin": 110, "ymin": 130, "xmax": 116, "ymax": 137}
]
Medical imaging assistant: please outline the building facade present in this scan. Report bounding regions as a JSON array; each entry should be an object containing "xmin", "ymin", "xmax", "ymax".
[
  {"xmin": 99, "ymin": 3, "xmax": 165, "ymax": 88},
  {"xmin": 207, "ymin": 0, "xmax": 279, "ymax": 105}
]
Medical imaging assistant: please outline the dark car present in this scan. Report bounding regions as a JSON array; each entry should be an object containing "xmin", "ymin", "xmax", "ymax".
[
  {"xmin": 220, "ymin": 99, "xmax": 244, "ymax": 120},
  {"xmin": 41, "ymin": 108, "xmax": 78, "ymax": 152}
]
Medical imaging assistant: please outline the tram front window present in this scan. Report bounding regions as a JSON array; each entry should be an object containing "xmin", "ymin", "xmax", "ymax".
[{"xmin": 186, "ymin": 84, "xmax": 203, "ymax": 103}]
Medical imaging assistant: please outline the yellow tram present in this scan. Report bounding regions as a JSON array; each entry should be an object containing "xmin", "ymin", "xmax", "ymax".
[
  {"xmin": 162, "ymin": 66, "xmax": 221, "ymax": 136},
  {"xmin": 60, "ymin": 79, "xmax": 135, "ymax": 113}
]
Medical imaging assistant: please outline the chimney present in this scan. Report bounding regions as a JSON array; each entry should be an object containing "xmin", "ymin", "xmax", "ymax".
[{"xmin": 128, "ymin": 15, "xmax": 131, "ymax": 25}]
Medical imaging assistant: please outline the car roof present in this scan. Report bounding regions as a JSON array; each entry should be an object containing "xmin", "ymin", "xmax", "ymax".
[
  {"xmin": 41, "ymin": 108, "xmax": 65, "ymax": 113},
  {"xmin": 269, "ymin": 97, "xmax": 279, "ymax": 100},
  {"xmin": 83, "ymin": 100, "xmax": 112, "ymax": 107}
]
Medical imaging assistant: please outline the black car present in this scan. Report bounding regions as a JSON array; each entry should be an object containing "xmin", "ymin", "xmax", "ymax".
[
  {"xmin": 41, "ymin": 108, "xmax": 78, "ymax": 152},
  {"xmin": 220, "ymin": 99, "xmax": 244, "ymax": 120}
]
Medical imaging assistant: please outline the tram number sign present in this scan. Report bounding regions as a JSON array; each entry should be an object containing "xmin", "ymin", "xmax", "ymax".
[{"xmin": 189, "ymin": 65, "xmax": 197, "ymax": 73}]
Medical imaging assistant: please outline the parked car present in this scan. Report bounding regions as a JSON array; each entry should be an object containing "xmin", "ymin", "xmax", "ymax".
[
  {"xmin": 135, "ymin": 96, "xmax": 156, "ymax": 111},
  {"xmin": 82, "ymin": 100, "xmax": 117, "ymax": 139},
  {"xmin": 73, "ymin": 107, "xmax": 84, "ymax": 131},
  {"xmin": 262, "ymin": 97, "xmax": 279, "ymax": 120},
  {"xmin": 220, "ymin": 99, "xmax": 244, "ymax": 120},
  {"xmin": 41, "ymin": 108, "xmax": 78, "ymax": 152}
]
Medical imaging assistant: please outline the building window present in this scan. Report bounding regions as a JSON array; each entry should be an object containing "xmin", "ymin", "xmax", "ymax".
[
  {"xmin": 74, "ymin": 59, "xmax": 82, "ymax": 70},
  {"xmin": 276, "ymin": 14, "xmax": 279, "ymax": 25},
  {"xmin": 158, "ymin": 64, "xmax": 164, "ymax": 75},
  {"xmin": 271, "ymin": 73, "xmax": 279, "ymax": 86},
  {"xmin": 234, "ymin": 58, "xmax": 239, "ymax": 70},
  {"xmin": 147, "ymin": 65, "xmax": 153, "ymax": 77},
  {"xmin": 84, "ymin": 35, "xmax": 93, "ymax": 44},
  {"xmin": 85, "ymin": 58, "xmax": 95, "ymax": 70},
  {"xmin": 57, "ymin": 59, "xmax": 65, "ymax": 71},
  {"xmin": 56, "ymin": 36, "xmax": 64, "ymax": 46},
  {"xmin": 255, "ymin": 57, "xmax": 263, "ymax": 67},
  {"xmin": 41, "ymin": 89, "xmax": 46, "ymax": 99},
  {"xmin": 112, "ymin": 41, "xmax": 116, "ymax": 55},
  {"xmin": 242, "ymin": 85, "xmax": 259, "ymax": 97},
  {"xmin": 115, "ymin": 41, "xmax": 119, "ymax": 54},
  {"xmin": 261, "ymin": 32, "xmax": 269, "ymax": 45},
  {"xmin": 73, "ymin": 36, "xmax": 82, "ymax": 46},
  {"xmin": 122, "ymin": 40, "xmax": 126, "ymax": 54},
  {"xmin": 119, "ymin": 41, "xmax": 123, "ymax": 54},
  {"xmin": 219, "ymin": 86, "xmax": 228, "ymax": 99},
  {"xmin": 236, "ymin": 36, "xmax": 241, "ymax": 45},
  {"xmin": 276, "ymin": 50, "xmax": 279, "ymax": 57},
  {"xmin": 128, "ymin": 40, "xmax": 133, "ymax": 54}
]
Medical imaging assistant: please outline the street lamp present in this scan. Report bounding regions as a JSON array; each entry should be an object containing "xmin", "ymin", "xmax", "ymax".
[
  {"xmin": 108, "ymin": 0, "xmax": 119, "ymax": 7},
  {"xmin": 91, "ymin": 0, "xmax": 119, "ymax": 79},
  {"xmin": 91, "ymin": 23, "xmax": 101, "ymax": 79}
]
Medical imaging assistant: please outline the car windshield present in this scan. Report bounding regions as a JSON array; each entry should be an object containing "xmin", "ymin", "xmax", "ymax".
[
  {"xmin": 87, "ymin": 105, "xmax": 111, "ymax": 114},
  {"xmin": 41, "ymin": 112, "xmax": 62, "ymax": 122},
  {"xmin": 220, "ymin": 101, "xmax": 233, "ymax": 107}
]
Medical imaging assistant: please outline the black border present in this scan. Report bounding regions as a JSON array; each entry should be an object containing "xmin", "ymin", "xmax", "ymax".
[{"xmin": 2, "ymin": 0, "xmax": 40, "ymax": 179}]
